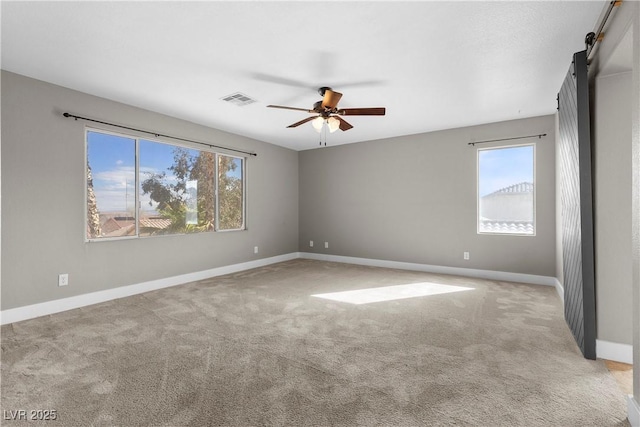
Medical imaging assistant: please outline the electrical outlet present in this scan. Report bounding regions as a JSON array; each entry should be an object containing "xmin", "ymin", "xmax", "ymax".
[
  {"xmin": 254, "ymin": 246, "xmax": 259, "ymax": 254},
  {"xmin": 310, "ymin": 240, "xmax": 314, "ymax": 247},
  {"xmin": 463, "ymin": 252, "xmax": 470, "ymax": 260},
  {"xmin": 324, "ymin": 242, "xmax": 329, "ymax": 249},
  {"xmin": 58, "ymin": 273, "xmax": 69, "ymax": 287}
]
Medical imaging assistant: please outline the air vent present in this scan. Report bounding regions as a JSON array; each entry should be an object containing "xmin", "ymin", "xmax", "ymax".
[{"xmin": 221, "ymin": 92, "xmax": 257, "ymax": 106}]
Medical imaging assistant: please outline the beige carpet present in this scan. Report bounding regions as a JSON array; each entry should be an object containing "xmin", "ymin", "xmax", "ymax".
[{"xmin": 1, "ymin": 259, "xmax": 629, "ymax": 426}]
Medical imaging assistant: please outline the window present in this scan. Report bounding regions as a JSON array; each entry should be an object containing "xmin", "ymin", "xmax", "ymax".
[
  {"xmin": 217, "ymin": 155, "xmax": 244, "ymax": 230},
  {"xmin": 86, "ymin": 129, "xmax": 245, "ymax": 240},
  {"xmin": 86, "ymin": 131, "xmax": 136, "ymax": 239},
  {"xmin": 477, "ymin": 144, "xmax": 535, "ymax": 235}
]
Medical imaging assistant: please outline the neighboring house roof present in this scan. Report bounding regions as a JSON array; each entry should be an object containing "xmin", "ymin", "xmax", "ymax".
[
  {"xmin": 139, "ymin": 218, "xmax": 172, "ymax": 229},
  {"xmin": 98, "ymin": 214, "xmax": 137, "ymax": 237},
  {"xmin": 103, "ymin": 224, "xmax": 136, "ymax": 237},
  {"xmin": 100, "ymin": 217, "xmax": 123, "ymax": 235},
  {"xmin": 479, "ymin": 220, "xmax": 534, "ymax": 234},
  {"xmin": 98, "ymin": 214, "xmax": 171, "ymax": 237},
  {"xmin": 484, "ymin": 182, "xmax": 533, "ymax": 198}
]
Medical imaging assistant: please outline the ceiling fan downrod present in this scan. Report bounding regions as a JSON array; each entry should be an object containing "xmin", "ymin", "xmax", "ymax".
[{"xmin": 318, "ymin": 86, "xmax": 332, "ymax": 97}]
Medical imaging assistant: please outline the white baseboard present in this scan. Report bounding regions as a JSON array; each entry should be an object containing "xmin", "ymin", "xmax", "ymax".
[
  {"xmin": 0, "ymin": 251, "xmax": 563, "ymax": 326},
  {"xmin": 596, "ymin": 339, "xmax": 634, "ymax": 364},
  {"xmin": 553, "ymin": 278, "xmax": 564, "ymax": 306},
  {"xmin": 0, "ymin": 253, "xmax": 299, "ymax": 325},
  {"xmin": 629, "ymin": 395, "xmax": 640, "ymax": 427},
  {"xmin": 299, "ymin": 252, "xmax": 558, "ymax": 287}
]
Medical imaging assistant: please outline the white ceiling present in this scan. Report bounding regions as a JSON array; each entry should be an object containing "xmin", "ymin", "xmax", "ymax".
[{"xmin": 1, "ymin": 1, "xmax": 604, "ymax": 151}]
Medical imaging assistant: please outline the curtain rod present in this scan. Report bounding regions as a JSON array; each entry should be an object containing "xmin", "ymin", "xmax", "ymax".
[
  {"xmin": 468, "ymin": 133, "xmax": 547, "ymax": 146},
  {"xmin": 62, "ymin": 112, "xmax": 257, "ymax": 157}
]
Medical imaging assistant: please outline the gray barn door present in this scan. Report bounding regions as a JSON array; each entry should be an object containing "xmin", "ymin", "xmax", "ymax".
[{"xmin": 557, "ymin": 50, "xmax": 596, "ymax": 360}]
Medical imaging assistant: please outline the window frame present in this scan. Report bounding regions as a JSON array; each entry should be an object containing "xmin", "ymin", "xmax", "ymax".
[
  {"xmin": 476, "ymin": 142, "xmax": 536, "ymax": 237},
  {"xmin": 85, "ymin": 126, "xmax": 247, "ymax": 242}
]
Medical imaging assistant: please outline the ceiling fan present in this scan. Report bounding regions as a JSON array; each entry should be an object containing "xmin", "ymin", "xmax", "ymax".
[{"xmin": 267, "ymin": 87, "xmax": 385, "ymax": 133}]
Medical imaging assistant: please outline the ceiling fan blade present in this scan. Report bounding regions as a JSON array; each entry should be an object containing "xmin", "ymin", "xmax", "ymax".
[
  {"xmin": 327, "ymin": 80, "xmax": 386, "ymax": 89},
  {"xmin": 251, "ymin": 72, "xmax": 315, "ymax": 90},
  {"xmin": 267, "ymin": 105, "xmax": 314, "ymax": 113},
  {"xmin": 321, "ymin": 89, "xmax": 343, "ymax": 109},
  {"xmin": 287, "ymin": 116, "xmax": 318, "ymax": 128},
  {"xmin": 336, "ymin": 116, "xmax": 353, "ymax": 131},
  {"xmin": 338, "ymin": 107, "xmax": 386, "ymax": 116}
]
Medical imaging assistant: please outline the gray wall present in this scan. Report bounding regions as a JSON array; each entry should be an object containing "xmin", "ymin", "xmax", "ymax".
[
  {"xmin": 1, "ymin": 71, "xmax": 299, "ymax": 310},
  {"xmin": 593, "ymin": 71, "xmax": 633, "ymax": 345},
  {"xmin": 630, "ymin": 2, "xmax": 640, "ymax": 403},
  {"xmin": 585, "ymin": 0, "xmax": 639, "ymax": 402},
  {"xmin": 634, "ymin": 7, "xmax": 640, "ymax": 403},
  {"xmin": 299, "ymin": 115, "xmax": 556, "ymax": 277}
]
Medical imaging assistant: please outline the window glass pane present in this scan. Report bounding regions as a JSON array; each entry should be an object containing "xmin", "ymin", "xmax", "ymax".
[
  {"xmin": 86, "ymin": 131, "xmax": 136, "ymax": 239},
  {"xmin": 139, "ymin": 140, "xmax": 215, "ymax": 236},
  {"xmin": 478, "ymin": 145, "xmax": 534, "ymax": 235},
  {"xmin": 218, "ymin": 155, "xmax": 244, "ymax": 230}
]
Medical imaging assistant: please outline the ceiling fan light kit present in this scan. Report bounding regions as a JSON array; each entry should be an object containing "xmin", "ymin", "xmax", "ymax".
[
  {"xmin": 327, "ymin": 117, "xmax": 340, "ymax": 133},
  {"xmin": 267, "ymin": 87, "xmax": 385, "ymax": 138},
  {"xmin": 312, "ymin": 116, "xmax": 340, "ymax": 133},
  {"xmin": 312, "ymin": 116, "xmax": 324, "ymax": 132}
]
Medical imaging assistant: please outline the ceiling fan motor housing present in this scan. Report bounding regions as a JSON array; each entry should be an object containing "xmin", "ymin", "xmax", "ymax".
[{"xmin": 313, "ymin": 101, "xmax": 334, "ymax": 117}]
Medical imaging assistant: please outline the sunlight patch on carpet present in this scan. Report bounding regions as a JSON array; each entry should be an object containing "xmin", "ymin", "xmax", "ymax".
[{"xmin": 312, "ymin": 282, "xmax": 474, "ymax": 305}]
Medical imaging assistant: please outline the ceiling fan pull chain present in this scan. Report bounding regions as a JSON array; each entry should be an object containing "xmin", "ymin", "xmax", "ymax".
[{"xmin": 324, "ymin": 123, "xmax": 328, "ymax": 146}]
